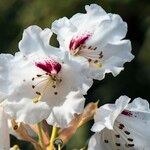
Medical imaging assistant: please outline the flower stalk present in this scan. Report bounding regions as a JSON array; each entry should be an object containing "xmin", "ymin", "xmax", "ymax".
[
  {"xmin": 48, "ymin": 126, "xmax": 58, "ymax": 150},
  {"xmin": 37, "ymin": 122, "xmax": 46, "ymax": 150}
]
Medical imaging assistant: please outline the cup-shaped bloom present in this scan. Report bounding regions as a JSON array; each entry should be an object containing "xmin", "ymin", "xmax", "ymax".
[
  {"xmin": 52, "ymin": 4, "xmax": 134, "ymax": 80},
  {"xmin": 88, "ymin": 96, "xmax": 150, "ymax": 150},
  {"xmin": 0, "ymin": 26, "xmax": 93, "ymax": 127}
]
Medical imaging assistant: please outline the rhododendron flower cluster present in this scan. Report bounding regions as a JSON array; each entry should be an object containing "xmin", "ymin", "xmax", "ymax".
[{"xmin": 0, "ymin": 3, "xmax": 149, "ymax": 150}]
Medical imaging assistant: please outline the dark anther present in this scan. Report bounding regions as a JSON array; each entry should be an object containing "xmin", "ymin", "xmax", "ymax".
[
  {"xmin": 94, "ymin": 60, "xmax": 98, "ymax": 63},
  {"xmin": 99, "ymin": 52, "xmax": 103, "ymax": 58},
  {"xmin": 32, "ymin": 85, "xmax": 35, "ymax": 89},
  {"xmin": 53, "ymin": 78, "xmax": 56, "ymax": 81},
  {"xmin": 104, "ymin": 140, "xmax": 109, "ymax": 143},
  {"xmin": 88, "ymin": 59, "xmax": 92, "ymax": 62},
  {"xmin": 36, "ymin": 91, "xmax": 41, "ymax": 95},
  {"xmin": 118, "ymin": 123, "xmax": 125, "ymax": 129},
  {"xmin": 115, "ymin": 143, "xmax": 121, "ymax": 146},
  {"xmin": 32, "ymin": 77, "xmax": 35, "ymax": 81},
  {"xmin": 53, "ymin": 138, "xmax": 63, "ymax": 149},
  {"xmin": 88, "ymin": 46, "xmax": 92, "ymax": 49},
  {"xmin": 52, "ymin": 85, "xmax": 56, "ymax": 88},
  {"xmin": 127, "ymin": 138, "xmax": 133, "ymax": 142},
  {"xmin": 37, "ymin": 74, "xmax": 42, "ymax": 77},
  {"xmin": 128, "ymin": 144, "xmax": 134, "ymax": 147},
  {"xmin": 54, "ymin": 92, "xmax": 58, "ymax": 95},
  {"xmin": 115, "ymin": 134, "xmax": 120, "ymax": 138},
  {"xmin": 93, "ymin": 47, "xmax": 97, "ymax": 50},
  {"xmin": 124, "ymin": 131, "xmax": 130, "ymax": 135}
]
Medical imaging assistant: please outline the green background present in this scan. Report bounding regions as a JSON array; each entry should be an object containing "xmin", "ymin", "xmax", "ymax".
[{"xmin": 0, "ymin": 0, "xmax": 150, "ymax": 149}]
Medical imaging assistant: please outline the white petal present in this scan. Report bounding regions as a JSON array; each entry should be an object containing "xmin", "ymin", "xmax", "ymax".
[
  {"xmin": 71, "ymin": 4, "xmax": 108, "ymax": 28},
  {"xmin": 88, "ymin": 133, "xmax": 110, "ymax": 150},
  {"xmin": 0, "ymin": 54, "xmax": 13, "ymax": 101},
  {"xmin": 0, "ymin": 107, "xmax": 10, "ymax": 150},
  {"xmin": 88, "ymin": 14, "xmax": 127, "ymax": 47},
  {"xmin": 46, "ymin": 91, "xmax": 85, "ymax": 127},
  {"xmin": 108, "ymin": 96, "xmax": 131, "ymax": 128},
  {"xmin": 92, "ymin": 96, "xmax": 130, "ymax": 131},
  {"xmin": 117, "ymin": 113, "xmax": 150, "ymax": 149},
  {"xmin": 89, "ymin": 124, "xmax": 150, "ymax": 150},
  {"xmin": 19, "ymin": 25, "xmax": 51, "ymax": 54},
  {"xmin": 65, "ymin": 56, "xmax": 93, "ymax": 95},
  {"xmin": 127, "ymin": 97, "xmax": 150, "ymax": 111},
  {"xmin": 85, "ymin": 4, "xmax": 107, "ymax": 16},
  {"xmin": 91, "ymin": 122, "xmax": 105, "ymax": 132},
  {"xmin": 5, "ymin": 98, "xmax": 51, "ymax": 124},
  {"xmin": 52, "ymin": 17, "xmax": 75, "ymax": 51},
  {"xmin": 102, "ymin": 40, "xmax": 134, "ymax": 62},
  {"xmin": 52, "ymin": 17, "xmax": 75, "ymax": 34}
]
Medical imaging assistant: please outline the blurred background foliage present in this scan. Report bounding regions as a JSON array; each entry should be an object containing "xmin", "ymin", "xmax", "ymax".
[{"xmin": 0, "ymin": 0, "xmax": 150, "ymax": 149}]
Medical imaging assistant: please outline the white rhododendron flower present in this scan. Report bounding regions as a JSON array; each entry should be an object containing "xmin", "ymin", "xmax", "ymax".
[
  {"xmin": 0, "ymin": 25, "xmax": 93, "ymax": 127},
  {"xmin": 88, "ymin": 96, "xmax": 150, "ymax": 150},
  {"xmin": 52, "ymin": 4, "xmax": 134, "ymax": 80},
  {"xmin": 0, "ymin": 106, "xmax": 10, "ymax": 150}
]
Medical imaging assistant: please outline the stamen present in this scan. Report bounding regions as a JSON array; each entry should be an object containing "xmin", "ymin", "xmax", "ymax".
[
  {"xmin": 115, "ymin": 134, "xmax": 120, "ymax": 138},
  {"xmin": 115, "ymin": 143, "xmax": 121, "ymax": 146},
  {"xmin": 99, "ymin": 52, "xmax": 103, "ymax": 59},
  {"xmin": 37, "ymin": 74, "xmax": 42, "ymax": 77},
  {"xmin": 32, "ymin": 78, "xmax": 48, "ymax": 89},
  {"xmin": 118, "ymin": 123, "xmax": 125, "ymax": 130},
  {"xmin": 32, "ymin": 78, "xmax": 52, "ymax": 103},
  {"xmin": 88, "ymin": 46, "xmax": 92, "ymax": 49},
  {"xmin": 110, "ymin": 130, "xmax": 118, "ymax": 150},
  {"xmin": 124, "ymin": 131, "xmax": 130, "ymax": 135},
  {"xmin": 104, "ymin": 140, "xmax": 109, "ymax": 143},
  {"xmin": 88, "ymin": 59, "xmax": 92, "ymax": 62},
  {"xmin": 127, "ymin": 144, "xmax": 134, "ymax": 147},
  {"xmin": 54, "ymin": 92, "xmax": 58, "ymax": 95},
  {"xmin": 36, "ymin": 91, "xmax": 41, "ymax": 95},
  {"xmin": 52, "ymin": 85, "xmax": 56, "ymax": 88},
  {"xmin": 32, "ymin": 75, "xmax": 62, "ymax": 103},
  {"xmin": 94, "ymin": 60, "xmax": 98, "ymax": 63},
  {"xmin": 33, "ymin": 99, "xmax": 38, "ymax": 103},
  {"xmin": 114, "ymin": 122, "xmax": 134, "ymax": 148},
  {"xmin": 94, "ymin": 62, "xmax": 102, "ymax": 68},
  {"xmin": 32, "ymin": 85, "xmax": 35, "ymax": 89},
  {"xmin": 127, "ymin": 138, "xmax": 133, "ymax": 142}
]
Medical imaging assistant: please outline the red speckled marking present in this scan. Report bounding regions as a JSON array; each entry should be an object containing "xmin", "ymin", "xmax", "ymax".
[
  {"xmin": 35, "ymin": 60, "xmax": 61, "ymax": 75},
  {"xmin": 69, "ymin": 34, "xmax": 91, "ymax": 50},
  {"xmin": 121, "ymin": 110, "xmax": 133, "ymax": 117}
]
